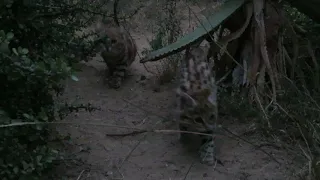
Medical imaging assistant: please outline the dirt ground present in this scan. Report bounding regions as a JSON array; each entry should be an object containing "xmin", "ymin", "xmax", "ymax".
[{"xmin": 53, "ymin": 1, "xmax": 304, "ymax": 179}]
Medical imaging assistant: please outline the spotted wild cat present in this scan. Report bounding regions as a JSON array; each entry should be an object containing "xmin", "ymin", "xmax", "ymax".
[
  {"xmin": 176, "ymin": 42, "xmax": 218, "ymax": 165},
  {"xmin": 93, "ymin": 0, "xmax": 137, "ymax": 89}
]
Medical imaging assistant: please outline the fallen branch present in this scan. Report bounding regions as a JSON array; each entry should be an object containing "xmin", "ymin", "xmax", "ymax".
[{"xmin": 0, "ymin": 119, "xmax": 281, "ymax": 164}]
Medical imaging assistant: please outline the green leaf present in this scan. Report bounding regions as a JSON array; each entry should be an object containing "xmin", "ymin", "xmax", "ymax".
[
  {"xmin": 140, "ymin": 0, "xmax": 245, "ymax": 63},
  {"xmin": 13, "ymin": 167, "xmax": 19, "ymax": 174},
  {"xmin": 22, "ymin": 161, "xmax": 29, "ymax": 170},
  {"xmin": 20, "ymin": 47, "xmax": 29, "ymax": 55},
  {"xmin": 38, "ymin": 110, "xmax": 48, "ymax": 121},
  {"xmin": 35, "ymin": 124, "xmax": 42, "ymax": 130},
  {"xmin": 36, "ymin": 155, "xmax": 42, "ymax": 163},
  {"xmin": 70, "ymin": 75, "xmax": 79, "ymax": 81},
  {"xmin": 0, "ymin": 109, "xmax": 7, "ymax": 115},
  {"xmin": 18, "ymin": 23, "xmax": 24, "ymax": 29},
  {"xmin": 0, "ymin": 42, "xmax": 10, "ymax": 53},
  {"xmin": 17, "ymin": 46, "xmax": 22, "ymax": 53},
  {"xmin": 0, "ymin": 30, "xmax": 5, "ymax": 37},
  {"xmin": 23, "ymin": 113, "xmax": 32, "ymax": 119},
  {"xmin": 6, "ymin": 32, "xmax": 14, "ymax": 40},
  {"xmin": 12, "ymin": 48, "xmax": 18, "ymax": 55}
]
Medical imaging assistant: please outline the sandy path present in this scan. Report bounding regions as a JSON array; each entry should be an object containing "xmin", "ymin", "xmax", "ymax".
[{"xmin": 53, "ymin": 2, "xmax": 301, "ymax": 179}]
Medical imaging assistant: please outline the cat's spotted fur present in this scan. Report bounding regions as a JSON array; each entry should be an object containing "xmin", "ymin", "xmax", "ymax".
[
  {"xmin": 176, "ymin": 42, "xmax": 218, "ymax": 165},
  {"xmin": 93, "ymin": 0, "xmax": 137, "ymax": 89}
]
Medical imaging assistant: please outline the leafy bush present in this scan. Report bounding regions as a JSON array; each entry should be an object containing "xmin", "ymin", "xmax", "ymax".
[
  {"xmin": 0, "ymin": 0, "xmax": 107, "ymax": 179},
  {"xmin": 273, "ymin": 3, "xmax": 320, "ymax": 150}
]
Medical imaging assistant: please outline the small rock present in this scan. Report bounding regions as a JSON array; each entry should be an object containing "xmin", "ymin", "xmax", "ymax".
[
  {"xmin": 140, "ymin": 75, "xmax": 147, "ymax": 80},
  {"xmin": 153, "ymin": 87, "xmax": 160, "ymax": 92},
  {"xmin": 140, "ymin": 81, "xmax": 147, "ymax": 86},
  {"xmin": 136, "ymin": 75, "xmax": 147, "ymax": 82},
  {"xmin": 106, "ymin": 171, "xmax": 113, "ymax": 176}
]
